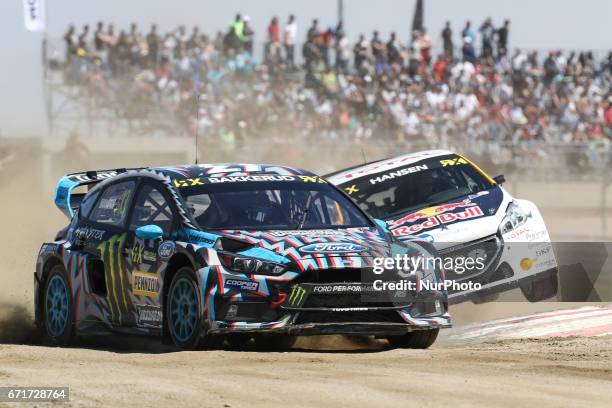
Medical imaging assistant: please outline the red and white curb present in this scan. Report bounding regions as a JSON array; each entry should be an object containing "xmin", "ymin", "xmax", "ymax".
[{"xmin": 447, "ymin": 305, "xmax": 612, "ymax": 341}]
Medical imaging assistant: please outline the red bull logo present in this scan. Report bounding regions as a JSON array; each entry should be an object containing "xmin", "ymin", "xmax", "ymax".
[
  {"xmin": 392, "ymin": 206, "xmax": 484, "ymax": 236},
  {"xmin": 388, "ymin": 199, "xmax": 477, "ymax": 229}
]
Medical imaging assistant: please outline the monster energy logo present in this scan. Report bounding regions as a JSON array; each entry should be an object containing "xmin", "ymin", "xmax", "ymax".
[
  {"xmin": 288, "ymin": 285, "xmax": 307, "ymax": 306},
  {"xmin": 98, "ymin": 234, "xmax": 129, "ymax": 325}
]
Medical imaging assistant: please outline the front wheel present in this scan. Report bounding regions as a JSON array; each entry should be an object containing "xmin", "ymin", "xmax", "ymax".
[
  {"xmin": 387, "ymin": 328, "xmax": 439, "ymax": 349},
  {"xmin": 42, "ymin": 265, "xmax": 74, "ymax": 346},
  {"xmin": 167, "ymin": 267, "xmax": 207, "ymax": 350},
  {"xmin": 520, "ymin": 274, "xmax": 558, "ymax": 302}
]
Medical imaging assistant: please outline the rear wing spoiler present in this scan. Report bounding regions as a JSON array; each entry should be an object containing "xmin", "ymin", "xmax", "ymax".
[{"xmin": 54, "ymin": 168, "xmax": 144, "ymax": 219}]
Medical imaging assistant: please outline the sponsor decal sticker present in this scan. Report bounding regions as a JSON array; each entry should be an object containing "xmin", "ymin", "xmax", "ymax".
[
  {"xmin": 158, "ymin": 241, "xmax": 175, "ymax": 260},
  {"xmin": 173, "ymin": 178, "xmax": 204, "ymax": 188},
  {"xmin": 287, "ymin": 285, "xmax": 307, "ymax": 307},
  {"xmin": 300, "ymin": 243, "xmax": 366, "ymax": 253},
  {"xmin": 75, "ymin": 227, "xmax": 105, "ymax": 241},
  {"xmin": 132, "ymin": 242, "xmax": 157, "ymax": 263},
  {"xmin": 440, "ymin": 157, "xmax": 468, "ymax": 167},
  {"xmin": 136, "ymin": 304, "xmax": 162, "ymax": 327},
  {"xmin": 225, "ymin": 279, "xmax": 260, "ymax": 292},
  {"xmin": 269, "ymin": 229, "xmax": 348, "ymax": 237},
  {"xmin": 368, "ymin": 164, "xmax": 429, "ymax": 185},
  {"xmin": 388, "ymin": 199, "xmax": 477, "ymax": 228},
  {"xmin": 132, "ymin": 271, "xmax": 159, "ymax": 298},
  {"xmin": 345, "ymin": 184, "xmax": 359, "ymax": 195},
  {"xmin": 392, "ymin": 206, "xmax": 484, "ymax": 236}
]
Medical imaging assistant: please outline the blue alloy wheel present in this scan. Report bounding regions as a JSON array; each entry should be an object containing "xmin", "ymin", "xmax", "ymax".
[
  {"xmin": 169, "ymin": 277, "xmax": 199, "ymax": 343},
  {"xmin": 45, "ymin": 274, "xmax": 70, "ymax": 337}
]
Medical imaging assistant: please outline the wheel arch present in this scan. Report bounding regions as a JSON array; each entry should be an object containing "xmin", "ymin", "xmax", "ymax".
[{"xmin": 35, "ymin": 256, "xmax": 65, "ymax": 324}]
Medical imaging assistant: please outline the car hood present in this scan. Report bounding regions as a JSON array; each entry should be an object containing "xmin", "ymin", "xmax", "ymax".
[
  {"xmin": 386, "ymin": 186, "xmax": 511, "ymax": 248},
  {"xmin": 184, "ymin": 226, "xmax": 394, "ymax": 270}
]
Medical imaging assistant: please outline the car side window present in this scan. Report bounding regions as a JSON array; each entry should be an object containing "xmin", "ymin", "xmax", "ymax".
[
  {"xmin": 79, "ymin": 190, "xmax": 100, "ymax": 219},
  {"xmin": 129, "ymin": 184, "xmax": 174, "ymax": 236},
  {"xmin": 90, "ymin": 181, "xmax": 135, "ymax": 227}
]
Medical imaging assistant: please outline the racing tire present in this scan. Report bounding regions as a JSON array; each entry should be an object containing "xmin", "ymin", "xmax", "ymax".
[
  {"xmin": 520, "ymin": 274, "xmax": 559, "ymax": 302},
  {"xmin": 386, "ymin": 328, "xmax": 439, "ymax": 349},
  {"xmin": 166, "ymin": 267, "xmax": 210, "ymax": 350},
  {"xmin": 41, "ymin": 265, "xmax": 75, "ymax": 346},
  {"xmin": 252, "ymin": 334, "xmax": 297, "ymax": 351}
]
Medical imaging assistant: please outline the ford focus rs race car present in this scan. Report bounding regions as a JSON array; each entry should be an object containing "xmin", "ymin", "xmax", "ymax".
[
  {"xmin": 35, "ymin": 164, "xmax": 450, "ymax": 350},
  {"xmin": 328, "ymin": 150, "xmax": 559, "ymax": 304}
]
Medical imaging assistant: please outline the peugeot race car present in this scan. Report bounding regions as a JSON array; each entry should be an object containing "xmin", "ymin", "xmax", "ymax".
[
  {"xmin": 35, "ymin": 164, "xmax": 450, "ymax": 351},
  {"xmin": 328, "ymin": 150, "xmax": 559, "ymax": 304}
]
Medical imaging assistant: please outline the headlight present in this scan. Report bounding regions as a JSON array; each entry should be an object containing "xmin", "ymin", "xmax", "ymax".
[
  {"xmin": 499, "ymin": 201, "xmax": 531, "ymax": 235},
  {"xmin": 218, "ymin": 252, "xmax": 287, "ymax": 275}
]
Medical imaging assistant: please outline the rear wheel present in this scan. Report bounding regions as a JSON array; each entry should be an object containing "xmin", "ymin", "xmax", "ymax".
[
  {"xmin": 520, "ymin": 274, "xmax": 558, "ymax": 302},
  {"xmin": 42, "ymin": 265, "xmax": 74, "ymax": 346},
  {"xmin": 167, "ymin": 268, "xmax": 209, "ymax": 350},
  {"xmin": 387, "ymin": 328, "xmax": 439, "ymax": 349}
]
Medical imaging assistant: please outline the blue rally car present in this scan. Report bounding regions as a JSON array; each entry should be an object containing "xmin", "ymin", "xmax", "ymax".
[{"xmin": 35, "ymin": 164, "xmax": 450, "ymax": 350}]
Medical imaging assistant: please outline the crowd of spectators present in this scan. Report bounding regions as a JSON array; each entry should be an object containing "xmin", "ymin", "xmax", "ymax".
[{"xmin": 57, "ymin": 14, "xmax": 611, "ymax": 151}]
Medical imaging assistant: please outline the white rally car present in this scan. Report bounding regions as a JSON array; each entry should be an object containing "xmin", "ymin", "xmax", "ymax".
[{"xmin": 327, "ymin": 150, "xmax": 558, "ymax": 303}]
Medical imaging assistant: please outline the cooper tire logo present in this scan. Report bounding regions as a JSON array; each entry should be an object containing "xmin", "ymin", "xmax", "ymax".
[
  {"xmin": 158, "ymin": 241, "xmax": 175, "ymax": 260},
  {"xmin": 299, "ymin": 243, "xmax": 365, "ymax": 253}
]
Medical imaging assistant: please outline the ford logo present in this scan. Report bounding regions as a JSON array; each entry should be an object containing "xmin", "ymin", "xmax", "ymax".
[
  {"xmin": 299, "ymin": 243, "xmax": 366, "ymax": 253},
  {"xmin": 158, "ymin": 241, "xmax": 176, "ymax": 260}
]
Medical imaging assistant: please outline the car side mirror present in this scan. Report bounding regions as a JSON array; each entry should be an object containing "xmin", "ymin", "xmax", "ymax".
[
  {"xmin": 374, "ymin": 218, "xmax": 389, "ymax": 232},
  {"xmin": 135, "ymin": 225, "xmax": 164, "ymax": 240},
  {"xmin": 493, "ymin": 174, "xmax": 506, "ymax": 185}
]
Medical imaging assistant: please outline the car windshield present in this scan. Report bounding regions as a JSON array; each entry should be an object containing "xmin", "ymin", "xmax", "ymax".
[
  {"xmin": 177, "ymin": 178, "xmax": 371, "ymax": 230},
  {"xmin": 339, "ymin": 155, "xmax": 495, "ymax": 219}
]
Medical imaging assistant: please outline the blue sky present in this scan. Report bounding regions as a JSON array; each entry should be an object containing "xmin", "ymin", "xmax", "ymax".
[{"xmin": 1, "ymin": 0, "xmax": 610, "ymax": 137}]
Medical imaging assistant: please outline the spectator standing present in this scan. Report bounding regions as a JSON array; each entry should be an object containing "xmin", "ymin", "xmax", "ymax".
[
  {"xmin": 479, "ymin": 17, "xmax": 495, "ymax": 57},
  {"xmin": 497, "ymin": 19, "xmax": 510, "ymax": 56},
  {"xmin": 441, "ymin": 21, "xmax": 453, "ymax": 58},
  {"xmin": 146, "ymin": 24, "xmax": 160, "ymax": 64},
  {"xmin": 336, "ymin": 32, "xmax": 351, "ymax": 73},
  {"xmin": 387, "ymin": 32, "xmax": 401, "ymax": 65},
  {"xmin": 461, "ymin": 21, "xmax": 475, "ymax": 45},
  {"xmin": 266, "ymin": 17, "xmax": 281, "ymax": 62},
  {"xmin": 243, "ymin": 16, "xmax": 255, "ymax": 54},
  {"xmin": 63, "ymin": 24, "xmax": 77, "ymax": 63},
  {"xmin": 284, "ymin": 14, "xmax": 298, "ymax": 67},
  {"xmin": 353, "ymin": 34, "xmax": 369, "ymax": 71},
  {"xmin": 371, "ymin": 31, "xmax": 386, "ymax": 66},
  {"xmin": 307, "ymin": 19, "xmax": 320, "ymax": 41}
]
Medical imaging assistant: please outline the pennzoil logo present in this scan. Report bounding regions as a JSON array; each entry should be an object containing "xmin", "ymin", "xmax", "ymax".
[
  {"xmin": 173, "ymin": 178, "xmax": 204, "ymax": 188},
  {"xmin": 288, "ymin": 285, "xmax": 307, "ymax": 306},
  {"xmin": 440, "ymin": 157, "xmax": 468, "ymax": 167},
  {"xmin": 132, "ymin": 271, "xmax": 159, "ymax": 298}
]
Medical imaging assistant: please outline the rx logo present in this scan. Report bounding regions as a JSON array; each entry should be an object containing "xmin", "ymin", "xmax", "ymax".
[
  {"xmin": 345, "ymin": 184, "xmax": 359, "ymax": 195},
  {"xmin": 440, "ymin": 157, "xmax": 468, "ymax": 167},
  {"xmin": 288, "ymin": 285, "xmax": 307, "ymax": 306},
  {"xmin": 298, "ymin": 176, "xmax": 327, "ymax": 183},
  {"xmin": 173, "ymin": 178, "xmax": 204, "ymax": 188}
]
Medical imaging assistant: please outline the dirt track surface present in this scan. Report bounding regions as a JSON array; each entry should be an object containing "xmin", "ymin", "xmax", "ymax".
[{"xmin": 0, "ymin": 335, "xmax": 610, "ymax": 408}]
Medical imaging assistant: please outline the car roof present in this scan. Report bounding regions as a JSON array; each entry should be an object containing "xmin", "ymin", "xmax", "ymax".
[
  {"xmin": 153, "ymin": 163, "xmax": 316, "ymax": 179},
  {"xmin": 326, "ymin": 150, "xmax": 454, "ymax": 185}
]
